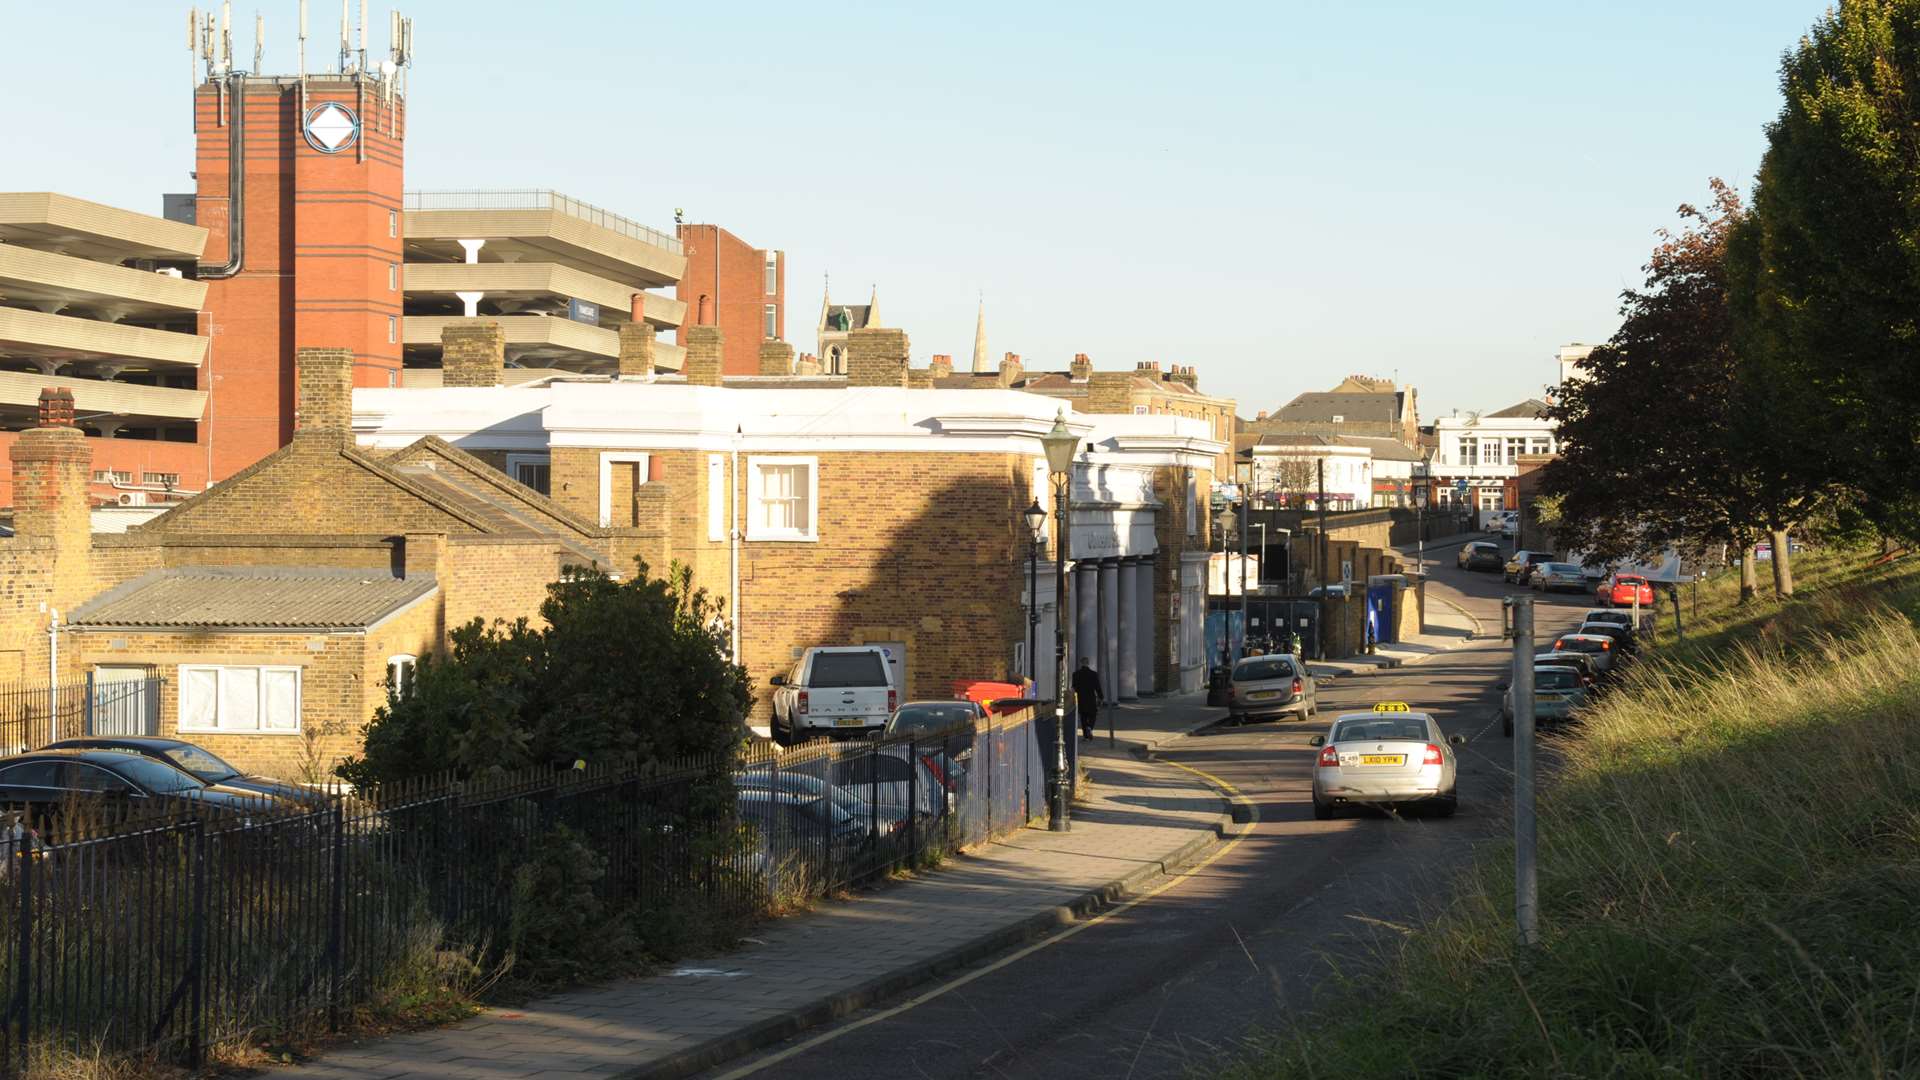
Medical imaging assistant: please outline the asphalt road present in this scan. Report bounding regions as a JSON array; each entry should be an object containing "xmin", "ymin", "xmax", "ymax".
[{"xmin": 701, "ymin": 549, "xmax": 1601, "ymax": 1080}]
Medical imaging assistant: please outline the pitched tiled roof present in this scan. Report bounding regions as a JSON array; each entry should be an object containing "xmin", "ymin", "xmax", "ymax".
[
  {"xmin": 1262, "ymin": 391, "xmax": 1401, "ymax": 424},
  {"xmin": 1488, "ymin": 398, "xmax": 1551, "ymax": 419},
  {"xmin": 70, "ymin": 567, "xmax": 436, "ymax": 630}
]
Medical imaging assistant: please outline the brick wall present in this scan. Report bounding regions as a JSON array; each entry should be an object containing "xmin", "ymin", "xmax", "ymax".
[
  {"xmin": 145, "ymin": 438, "xmax": 473, "ymax": 536},
  {"xmin": 440, "ymin": 321, "xmax": 505, "ymax": 387},
  {"xmin": 846, "ymin": 328, "xmax": 909, "ymax": 388},
  {"xmin": 676, "ymin": 225, "xmax": 781, "ymax": 375},
  {"xmin": 441, "ymin": 539, "xmax": 568, "ymax": 646}
]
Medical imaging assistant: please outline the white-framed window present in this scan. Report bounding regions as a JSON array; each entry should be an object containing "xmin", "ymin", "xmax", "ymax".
[
  {"xmin": 179, "ymin": 665, "xmax": 301, "ymax": 734},
  {"xmin": 506, "ymin": 453, "xmax": 551, "ymax": 496},
  {"xmin": 707, "ymin": 454, "xmax": 727, "ymax": 542},
  {"xmin": 747, "ymin": 456, "xmax": 818, "ymax": 541},
  {"xmin": 1479, "ymin": 439, "xmax": 1500, "ymax": 465},
  {"xmin": 387, "ymin": 369, "xmax": 397, "ymax": 388},
  {"xmin": 764, "ymin": 253, "xmax": 778, "ymax": 295},
  {"xmin": 1531, "ymin": 437, "xmax": 1553, "ymax": 455},
  {"xmin": 387, "ymin": 315, "xmax": 398, "ymax": 344},
  {"xmin": 387, "ymin": 654, "xmax": 416, "ymax": 698},
  {"xmin": 596, "ymin": 452, "xmax": 650, "ymax": 527},
  {"xmin": 389, "ymin": 209, "xmax": 398, "ymax": 238},
  {"xmin": 764, "ymin": 304, "xmax": 777, "ymax": 338},
  {"xmin": 1457, "ymin": 437, "xmax": 1476, "ymax": 466},
  {"xmin": 388, "ymin": 262, "xmax": 398, "ymax": 291}
]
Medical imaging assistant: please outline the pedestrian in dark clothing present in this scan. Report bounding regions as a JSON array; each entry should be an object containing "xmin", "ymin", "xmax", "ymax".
[{"xmin": 1071, "ymin": 658, "xmax": 1104, "ymax": 739}]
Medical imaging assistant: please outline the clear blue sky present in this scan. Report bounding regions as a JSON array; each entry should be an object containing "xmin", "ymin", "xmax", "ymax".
[{"xmin": 2, "ymin": 1, "xmax": 1821, "ymax": 418}]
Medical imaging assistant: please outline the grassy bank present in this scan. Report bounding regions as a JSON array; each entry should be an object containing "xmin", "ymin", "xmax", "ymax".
[{"xmin": 1221, "ymin": 546, "xmax": 1920, "ymax": 1078}]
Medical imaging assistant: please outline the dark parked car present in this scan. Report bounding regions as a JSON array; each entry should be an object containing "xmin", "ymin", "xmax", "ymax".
[
  {"xmin": 42, "ymin": 736, "xmax": 331, "ymax": 807},
  {"xmin": 884, "ymin": 700, "xmax": 981, "ymax": 764},
  {"xmin": 1458, "ymin": 541, "xmax": 1505, "ymax": 572},
  {"xmin": 0, "ymin": 748, "xmax": 281, "ymax": 833},
  {"xmin": 734, "ymin": 764, "xmax": 907, "ymax": 838}
]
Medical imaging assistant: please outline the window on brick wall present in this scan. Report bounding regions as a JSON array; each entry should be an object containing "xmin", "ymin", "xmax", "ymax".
[
  {"xmin": 142, "ymin": 472, "xmax": 180, "ymax": 488},
  {"xmin": 508, "ymin": 454, "xmax": 551, "ymax": 496},
  {"xmin": 179, "ymin": 665, "xmax": 300, "ymax": 734},
  {"xmin": 389, "ymin": 209, "xmax": 398, "ymax": 238},
  {"xmin": 389, "ymin": 262, "xmax": 398, "ymax": 291},
  {"xmin": 388, "ymin": 316, "xmax": 398, "ymax": 344},
  {"xmin": 765, "ymin": 253, "xmax": 778, "ymax": 295},
  {"xmin": 764, "ymin": 304, "xmax": 777, "ymax": 338},
  {"xmin": 747, "ymin": 456, "xmax": 817, "ymax": 541},
  {"xmin": 387, "ymin": 655, "xmax": 416, "ymax": 698}
]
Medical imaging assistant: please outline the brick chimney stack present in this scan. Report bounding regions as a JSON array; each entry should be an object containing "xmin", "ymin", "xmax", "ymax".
[
  {"xmin": 9, "ymin": 388, "xmax": 91, "ymax": 548},
  {"xmin": 996, "ymin": 352, "xmax": 1024, "ymax": 388},
  {"xmin": 1069, "ymin": 353, "xmax": 1093, "ymax": 380},
  {"xmin": 294, "ymin": 348, "xmax": 356, "ymax": 439},
  {"xmin": 847, "ymin": 327, "xmax": 911, "ymax": 388},
  {"xmin": 441, "ymin": 321, "xmax": 507, "ymax": 388},
  {"xmin": 929, "ymin": 354, "xmax": 953, "ymax": 379},
  {"xmin": 794, "ymin": 353, "xmax": 823, "ymax": 375},
  {"xmin": 758, "ymin": 340, "xmax": 796, "ymax": 376},
  {"xmin": 685, "ymin": 325, "xmax": 725, "ymax": 386},
  {"xmin": 618, "ymin": 320, "xmax": 656, "ymax": 378}
]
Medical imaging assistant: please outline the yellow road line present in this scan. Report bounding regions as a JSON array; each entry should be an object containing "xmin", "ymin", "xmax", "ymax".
[{"xmin": 711, "ymin": 764, "xmax": 1259, "ymax": 1079}]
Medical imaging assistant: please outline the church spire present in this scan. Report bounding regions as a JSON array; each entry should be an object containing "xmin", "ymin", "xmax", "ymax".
[
  {"xmin": 866, "ymin": 284, "xmax": 879, "ymax": 328},
  {"xmin": 970, "ymin": 295, "xmax": 989, "ymax": 373}
]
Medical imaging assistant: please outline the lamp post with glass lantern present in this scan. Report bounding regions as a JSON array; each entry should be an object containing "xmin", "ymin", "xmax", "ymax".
[
  {"xmin": 1040, "ymin": 411, "xmax": 1079, "ymax": 832},
  {"xmin": 1414, "ymin": 482, "xmax": 1429, "ymax": 575},
  {"xmin": 1023, "ymin": 500, "xmax": 1045, "ymax": 691}
]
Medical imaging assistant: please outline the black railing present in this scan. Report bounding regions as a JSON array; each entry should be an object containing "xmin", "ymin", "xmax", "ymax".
[
  {"xmin": 0, "ymin": 709, "xmax": 1045, "ymax": 1073},
  {"xmin": 0, "ymin": 674, "xmax": 163, "ymax": 755}
]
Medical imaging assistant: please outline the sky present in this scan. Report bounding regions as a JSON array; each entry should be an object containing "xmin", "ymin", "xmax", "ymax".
[{"xmin": 1, "ymin": 0, "xmax": 1824, "ymax": 418}]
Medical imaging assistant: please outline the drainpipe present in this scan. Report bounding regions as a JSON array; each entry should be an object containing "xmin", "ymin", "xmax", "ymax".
[
  {"xmin": 199, "ymin": 71, "xmax": 247, "ymax": 279},
  {"xmin": 46, "ymin": 610, "xmax": 60, "ymax": 741},
  {"xmin": 730, "ymin": 424, "xmax": 742, "ymax": 662}
]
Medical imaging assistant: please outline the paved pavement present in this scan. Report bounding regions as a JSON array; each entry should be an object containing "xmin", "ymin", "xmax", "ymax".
[{"xmin": 279, "ymin": 735, "xmax": 1232, "ymax": 1080}]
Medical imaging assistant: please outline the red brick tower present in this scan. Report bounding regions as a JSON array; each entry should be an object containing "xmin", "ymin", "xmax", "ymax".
[{"xmin": 195, "ymin": 70, "xmax": 405, "ymax": 480}]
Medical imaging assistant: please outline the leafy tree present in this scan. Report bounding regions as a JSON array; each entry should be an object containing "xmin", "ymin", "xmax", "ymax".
[
  {"xmin": 338, "ymin": 560, "xmax": 750, "ymax": 787},
  {"xmin": 1543, "ymin": 182, "xmax": 1832, "ymax": 598},
  {"xmin": 1739, "ymin": 0, "xmax": 1920, "ymax": 542}
]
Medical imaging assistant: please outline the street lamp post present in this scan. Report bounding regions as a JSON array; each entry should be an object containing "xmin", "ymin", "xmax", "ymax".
[
  {"xmin": 1041, "ymin": 411, "xmax": 1079, "ymax": 832},
  {"xmin": 1024, "ymin": 500, "xmax": 1045, "ymax": 689},
  {"xmin": 1414, "ymin": 483, "xmax": 1429, "ymax": 576}
]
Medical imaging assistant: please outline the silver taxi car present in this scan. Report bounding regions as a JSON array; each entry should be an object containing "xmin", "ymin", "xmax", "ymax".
[{"xmin": 1309, "ymin": 703, "xmax": 1466, "ymax": 820}]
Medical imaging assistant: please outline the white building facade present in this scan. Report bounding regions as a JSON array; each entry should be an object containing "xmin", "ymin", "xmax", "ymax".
[{"xmin": 1429, "ymin": 401, "xmax": 1557, "ymax": 521}]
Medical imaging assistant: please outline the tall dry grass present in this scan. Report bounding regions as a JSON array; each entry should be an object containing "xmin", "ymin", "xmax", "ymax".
[{"xmin": 1219, "ymin": 550, "xmax": 1920, "ymax": 1078}]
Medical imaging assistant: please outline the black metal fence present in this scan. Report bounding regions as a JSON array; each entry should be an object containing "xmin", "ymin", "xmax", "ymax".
[
  {"xmin": 0, "ymin": 673, "xmax": 163, "ymax": 755},
  {"xmin": 0, "ymin": 708, "xmax": 1045, "ymax": 1073}
]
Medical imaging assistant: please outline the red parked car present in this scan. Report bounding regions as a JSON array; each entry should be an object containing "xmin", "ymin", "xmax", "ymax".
[{"xmin": 1597, "ymin": 573, "xmax": 1655, "ymax": 608}]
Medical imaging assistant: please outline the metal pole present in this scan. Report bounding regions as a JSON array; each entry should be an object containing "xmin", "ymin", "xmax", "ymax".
[
  {"xmin": 1050, "ymin": 473, "xmax": 1071, "ymax": 832},
  {"xmin": 1027, "ymin": 537, "xmax": 1039, "ymax": 688},
  {"xmin": 1237, "ymin": 480, "xmax": 1249, "ymax": 662},
  {"xmin": 1317, "ymin": 458, "xmax": 1330, "ymax": 592},
  {"xmin": 1510, "ymin": 594, "xmax": 1538, "ymax": 948},
  {"xmin": 1417, "ymin": 500, "xmax": 1425, "ymax": 576}
]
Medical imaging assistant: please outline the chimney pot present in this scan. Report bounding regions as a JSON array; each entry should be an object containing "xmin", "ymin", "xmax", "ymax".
[{"xmin": 35, "ymin": 388, "xmax": 76, "ymax": 429}]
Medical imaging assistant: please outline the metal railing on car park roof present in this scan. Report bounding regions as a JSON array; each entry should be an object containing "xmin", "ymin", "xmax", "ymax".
[{"xmin": 402, "ymin": 189, "xmax": 683, "ymax": 254}]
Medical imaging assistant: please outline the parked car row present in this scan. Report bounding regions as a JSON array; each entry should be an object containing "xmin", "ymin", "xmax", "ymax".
[
  {"xmin": 0, "ymin": 736, "xmax": 332, "ymax": 839},
  {"xmin": 1501, "ymin": 608, "xmax": 1643, "ymax": 736}
]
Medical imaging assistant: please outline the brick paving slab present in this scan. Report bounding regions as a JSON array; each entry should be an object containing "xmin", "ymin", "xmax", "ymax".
[{"xmin": 278, "ymin": 740, "xmax": 1227, "ymax": 1080}]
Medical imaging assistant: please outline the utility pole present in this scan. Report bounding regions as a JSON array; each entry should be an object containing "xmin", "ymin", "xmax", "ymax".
[
  {"xmin": 1316, "ymin": 457, "xmax": 1329, "ymax": 591},
  {"xmin": 1509, "ymin": 594, "xmax": 1538, "ymax": 947}
]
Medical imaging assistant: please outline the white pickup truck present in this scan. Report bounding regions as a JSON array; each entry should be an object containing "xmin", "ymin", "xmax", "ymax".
[{"xmin": 769, "ymin": 646, "xmax": 897, "ymax": 742}]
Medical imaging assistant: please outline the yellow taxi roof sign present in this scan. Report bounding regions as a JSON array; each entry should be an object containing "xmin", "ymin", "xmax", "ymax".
[{"xmin": 1372, "ymin": 702, "xmax": 1412, "ymax": 713}]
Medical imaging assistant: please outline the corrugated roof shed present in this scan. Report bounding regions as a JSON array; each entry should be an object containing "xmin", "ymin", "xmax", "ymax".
[{"xmin": 70, "ymin": 567, "xmax": 436, "ymax": 630}]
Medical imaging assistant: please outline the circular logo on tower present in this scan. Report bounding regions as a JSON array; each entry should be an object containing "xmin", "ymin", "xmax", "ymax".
[{"xmin": 302, "ymin": 102, "xmax": 360, "ymax": 154}]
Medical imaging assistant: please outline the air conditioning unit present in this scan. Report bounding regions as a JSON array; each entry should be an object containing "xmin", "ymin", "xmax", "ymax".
[{"xmin": 116, "ymin": 491, "xmax": 149, "ymax": 507}]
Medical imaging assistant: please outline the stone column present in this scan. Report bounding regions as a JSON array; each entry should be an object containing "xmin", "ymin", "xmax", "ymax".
[
  {"xmin": 1074, "ymin": 563, "xmax": 1100, "ymax": 702},
  {"xmin": 1134, "ymin": 558, "xmax": 1157, "ymax": 695},
  {"xmin": 1116, "ymin": 557, "xmax": 1140, "ymax": 701},
  {"xmin": 1099, "ymin": 559, "xmax": 1121, "ymax": 703}
]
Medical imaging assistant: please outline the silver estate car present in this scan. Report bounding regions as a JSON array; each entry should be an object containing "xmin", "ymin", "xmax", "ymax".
[
  {"xmin": 1502, "ymin": 664, "xmax": 1590, "ymax": 736},
  {"xmin": 1530, "ymin": 562, "xmax": 1588, "ymax": 593},
  {"xmin": 1547, "ymin": 632, "xmax": 1617, "ymax": 674},
  {"xmin": 1309, "ymin": 704, "xmax": 1466, "ymax": 819},
  {"xmin": 1226, "ymin": 654, "xmax": 1318, "ymax": 724}
]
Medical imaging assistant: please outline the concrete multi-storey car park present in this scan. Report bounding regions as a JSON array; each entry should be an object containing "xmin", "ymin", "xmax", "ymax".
[
  {"xmin": 400, "ymin": 190, "xmax": 689, "ymax": 380},
  {"xmin": 0, "ymin": 193, "xmax": 211, "ymax": 506}
]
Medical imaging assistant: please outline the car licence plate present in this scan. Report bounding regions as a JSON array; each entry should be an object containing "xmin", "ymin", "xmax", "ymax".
[
  {"xmin": 1248, "ymin": 691, "xmax": 1278, "ymax": 700},
  {"xmin": 833, "ymin": 717, "xmax": 869, "ymax": 728},
  {"xmin": 1359, "ymin": 755, "xmax": 1405, "ymax": 766},
  {"xmin": 1540, "ymin": 693, "xmax": 1565, "ymax": 701}
]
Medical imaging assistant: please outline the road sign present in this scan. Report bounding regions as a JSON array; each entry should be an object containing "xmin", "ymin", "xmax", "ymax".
[
  {"xmin": 1454, "ymin": 479, "xmax": 1469, "ymax": 495},
  {"xmin": 1340, "ymin": 559, "xmax": 1353, "ymax": 584}
]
